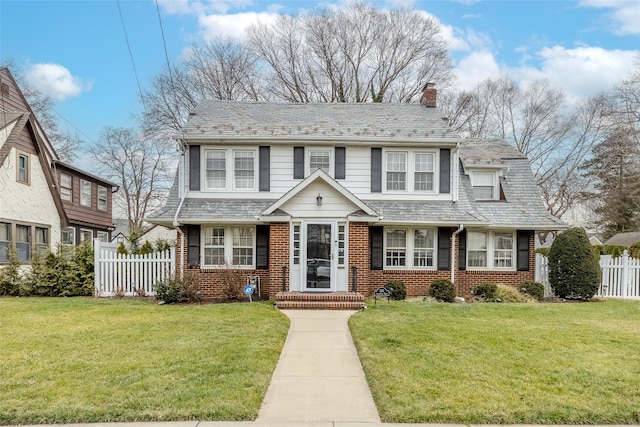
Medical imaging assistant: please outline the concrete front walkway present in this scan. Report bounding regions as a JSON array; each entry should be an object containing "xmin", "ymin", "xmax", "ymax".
[{"xmin": 256, "ymin": 310, "xmax": 381, "ymax": 423}]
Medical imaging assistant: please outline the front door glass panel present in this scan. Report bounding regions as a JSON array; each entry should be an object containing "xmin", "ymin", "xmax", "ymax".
[{"xmin": 306, "ymin": 224, "xmax": 331, "ymax": 289}]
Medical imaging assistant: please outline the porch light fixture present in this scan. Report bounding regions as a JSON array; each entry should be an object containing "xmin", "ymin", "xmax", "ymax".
[{"xmin": 316, "ymin": 193, "xmax": 323, "ymax": 206}]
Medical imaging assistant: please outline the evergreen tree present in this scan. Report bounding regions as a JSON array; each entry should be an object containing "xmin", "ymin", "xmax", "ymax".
[{"xmin": 581, "ymin": 127, "xmax": 640, "ymax": 239}]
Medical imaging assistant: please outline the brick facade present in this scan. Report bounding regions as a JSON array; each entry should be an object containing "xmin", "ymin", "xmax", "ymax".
[{"xmin": 177, "ymin": 223, "xmax": 536, "ymax": 300}]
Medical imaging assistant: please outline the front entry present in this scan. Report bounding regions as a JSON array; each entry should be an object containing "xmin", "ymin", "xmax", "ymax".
[{"xmin": 305, "ymin": 223, "xmax": 332, "ymax": 290}]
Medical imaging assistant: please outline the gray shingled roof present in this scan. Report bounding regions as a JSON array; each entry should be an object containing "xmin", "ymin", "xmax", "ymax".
[
  {"xmin": 181, "ymin": 100, "xmax": 462, "ymax": 143},
  {"xmin": 604, "ymin": 232, "xmax": 640, "ymax": 246}
]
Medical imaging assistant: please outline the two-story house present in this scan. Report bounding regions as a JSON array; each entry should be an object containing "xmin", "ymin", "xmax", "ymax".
[
  {"xmin": 1, "ymin": 67, "xmax": 116, "ymax": 264},
  {"xmin": 148, "ymin": 86, "xmax": 565, "ymax": 306}
]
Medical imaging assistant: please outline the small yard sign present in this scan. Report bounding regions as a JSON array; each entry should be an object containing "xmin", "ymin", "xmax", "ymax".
[
  {"xmin": 373, "ymin": 286, "xmax": 391, "ymax": 304},
  {"xmin": 244, "ymin": 285, "xmax": 255, "ymax": 302}
]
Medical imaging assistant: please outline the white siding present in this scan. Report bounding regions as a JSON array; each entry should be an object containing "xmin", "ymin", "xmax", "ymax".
[
  {"xmin": 280, "ymin": 181, "xmax": 360, "ymax": 218},
  {"xmin": 270, "ymin": 145, "xmax": 295, "ymax": 194}
]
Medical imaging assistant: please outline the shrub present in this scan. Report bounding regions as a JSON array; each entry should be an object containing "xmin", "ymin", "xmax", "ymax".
[
  {"xmin": 548, "ymin": 227, "xmax": 601, "ymax": 300},
  {"xmin": 384, "ymin": 279, "xmax": 407, "ymax": 300},
  {"xmin": 629, "ymin": 242, "xmax": 640, "ymax": 259},
  {"xmin": 429, "ymin": 279, "xmax": 456, "ymax": 303},
  {"xmin": 116, "ymin": 242, "xmax": 128, "ymax": 256},
  {"xmin": 519, "ymin": 280, "xmax": 545, "ymax": 300},
  {"xmin": 472, "ymin": 282, "xmax": 498, "ymax": 301},
  {"xmin": 599, "ymin": 245, "xmax": 626, "ymax": 257},
  {"xmin": 494, "ymin": 284, "xmax": 534, "ymax": 303},
  {"xmin": 154, "ymin": 275, "xmax": 185, "ymax": 304},
  {"xmin": 139, "ymin": 241, "xmax": 154, "ymax": 255},
  {"xmin": 0, "ymin": 250, "xmax": 23, "ymax": 296},
  {"xmin": 535, "ymin": 247, "xmax": 550, "ymax": 257}
]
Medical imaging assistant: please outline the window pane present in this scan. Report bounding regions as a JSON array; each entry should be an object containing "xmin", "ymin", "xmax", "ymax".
[
  {"xmin": 474, "ymin": 186, "xmax": 494, "ymax": 199},
  {"xmin": 309, "ymin": 150, "xmax": 330, "ymax": 173},
  {"xmin": 385, "ymin": 229, "xmax": 406, "ymax": 267},
  {"xmin": 98, "ymin": 186, "xmax": 107, "ymax": 211},
  {"xmin": 60, "ymin": 174, "xmax": 72, "ymax": 201},
  {"xmin": 80, "ymin": 230, "xmax": 93, "ymax": 241},
  {"xmin": 204, "ymin": 228, "xmax": 225, "ymax": 265},
  {"xmin": 415, "ymin": 172, "xmax": 434, "ymax": 191},
  {"xmin": 206, "ymin": 151, "xmax": 226, "ymax": 189},
  {"xmin": 414, "ymin": 229, "xmax": 435, "ymax": 267},
  {"xmin": 0, "ymin": 223, "xmax": 9, "ymax": 261},
  {"xmin": 234, "ymin": 151, "xmax": 254, "ymax": 189},
  {"xmin": 16, "ymin": 225, "xmax": 30, "ymax": 261},
  {"xmin": 61, "ymin": 228, "xmax": 75, "ymax": 245},
  {"xmin": 386, "ymin": 153, "xmax": 406, "ymax": 191},
  {"xmin": 18, "ymin": 154, "xmax": 28, "ymax": 183},
  {"xmin": 233, "ymin": 227, "xmax": 253, "ymax": 266},
  {"xmin": 494, "ymin": 232, "xmax": 514, "ymax": 268},
  {"xmin": 81, "ymin": 180, "xmax": 92, "ymax": 206},
  {"xmin": 467, "ymin": 231, "xmax": 487, "ymax": 268}
]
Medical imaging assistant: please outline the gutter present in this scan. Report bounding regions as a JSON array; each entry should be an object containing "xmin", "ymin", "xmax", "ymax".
[
  {"xmin": 173, "ymin": 139, "xmax": 188, "ymax": 279},
  {"xmin": 451, "ymin": 224, "xmax": 464, "ymax": 284}
]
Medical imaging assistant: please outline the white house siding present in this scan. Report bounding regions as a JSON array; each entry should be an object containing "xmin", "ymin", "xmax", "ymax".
[
  {"xmin": 269, "ymin": 145, "xmax": 295, "ymax": 194},
  {"xmin": 0, "ymin": 146, "xmax": 61, "ymax": 247},
  {"xmin": 280, "ymin": 181, "xmax": 361, "ymax": 218}
]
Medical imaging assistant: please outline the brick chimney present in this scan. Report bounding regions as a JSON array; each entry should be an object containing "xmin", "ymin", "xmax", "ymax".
[{"xmin": 420, "ymin": 83, "xmax": 437, "ymax": 108}]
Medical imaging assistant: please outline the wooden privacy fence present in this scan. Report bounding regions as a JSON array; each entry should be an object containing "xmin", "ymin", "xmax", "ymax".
[
  {"xmin": 536, "ymin": 251, "xmax": 640, "ymax": 299},
  {"xmin": 94, "ymin": 240, "xmax": 175, "ymax": 297}
]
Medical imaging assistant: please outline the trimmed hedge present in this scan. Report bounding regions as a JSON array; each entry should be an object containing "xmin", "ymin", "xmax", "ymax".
[{"xmin": 429, "ymin": 279, "xmax": 456, "ymax": 303}]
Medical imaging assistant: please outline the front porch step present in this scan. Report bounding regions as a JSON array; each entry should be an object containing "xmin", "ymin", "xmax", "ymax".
[{"xmin": 275, "ymin": 291, "xmax": 365, "ymax": 310}]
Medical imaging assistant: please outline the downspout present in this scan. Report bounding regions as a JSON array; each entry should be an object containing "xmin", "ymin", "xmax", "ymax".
[
  {"xmin": 173, "ymin": 139, "xmax": 188, "ymax": 279},
  {"xmin": 453, "ymin": 142, "xmax": 460, "ymax": 203},
  {"xmin": 451, "ymin": 224, "xmax": 464, "ymax": 284}
]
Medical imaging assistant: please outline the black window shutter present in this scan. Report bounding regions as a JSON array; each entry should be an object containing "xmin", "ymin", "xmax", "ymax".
[
  {"xmin": 256, "ymin": 225, "xmax": 269, "ymax": 269},
  {"xmin": 187, "ymin": 225, "xmax": 201, "ymax": 268},
  {"xmin": 370, "ymin": 226, "xmax": 383, "ymax": 270},
  {"xmin": 437, "ymin": 227, "xmax": 451, "ymax": 270},
  {"xmin": 259, "ymin": 146, "xmax": 270, "ymax": 191},
  {"xmin": 517, "ymin": 230, "xmax": 531, "ymax": 271},
  {"xmin": 335, "ymin": 147, "xmax": 346, "ymax": 179},
  {"xmin": 189, "ymin": 145, "xmax": 200, "ymax": 191},
  {"xmin": 371, "ymin": 148, "xmax": 382, "ymax": 192},
  {"xmin": 439, "ymin": 148, "xmax": 451, "ymax": 194},
  {"xmin": 294, "ymin": 147, "xmax": 304, "ymax": 179},
  {"xmin": 458, "ymin": 229, "xmax": 467, "ymax": 270}
]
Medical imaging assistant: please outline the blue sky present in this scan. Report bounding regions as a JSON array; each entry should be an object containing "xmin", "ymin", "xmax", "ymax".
[{"xmin": 1, "ymin": 0, "xmax": 639, "ymax": 151}]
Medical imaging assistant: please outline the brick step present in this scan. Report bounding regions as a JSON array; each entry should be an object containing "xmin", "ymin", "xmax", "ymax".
[
  {"xmin": 275, "ymin": 300, "xmax": 365, "ymax": 310},
  {"xmin": 274, "ymin": 291, "xmax": 366, "ymax": 310}
]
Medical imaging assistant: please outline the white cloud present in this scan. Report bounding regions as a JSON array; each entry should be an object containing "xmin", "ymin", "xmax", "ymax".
[
  {"xmin": 197, "ymin": 11, "xmax": 280, "ymax": 41},
  {"xmin": 158, "ymin": 0, "xmax": 254, "ymax": 15},
  {"xmin": 514, "ymin": 46, "xmax": 638, "ymax": 104},
  {"xmin": 453, "ymin": 50, "xmax": 501, "ymax": 90},
  {"xmin": 24, "ymin": 63, "xmax": 92, "ymax": 101},
  {"xmin": 579, "ymin": 0, "xmax": 640, "ymax": 35}
]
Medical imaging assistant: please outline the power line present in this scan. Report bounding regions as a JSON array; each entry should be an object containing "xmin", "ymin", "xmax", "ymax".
[
  {"xmin": 155, "ymin": 0, "xmax": 176, "ymax": 93},
  {"xmin": 51, "ymin": 108, "xmax": 97, "ymax": 145},
  {"xmin": 116, "ymin": 0, "xmax": 146, "ymax": 113}
]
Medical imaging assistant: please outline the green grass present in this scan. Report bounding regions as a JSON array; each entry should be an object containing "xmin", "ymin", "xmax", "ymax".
[
  {"xmin": 0, "ymin": 297, "xmax": 289, "ymax": 425},
  {"xmin": 350, "ymin": 299, "xmax": 640, "ymax": 424}
]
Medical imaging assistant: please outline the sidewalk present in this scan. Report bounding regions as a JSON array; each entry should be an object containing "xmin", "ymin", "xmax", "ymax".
[{"xmin": 256, "ymin": 310, "xmax": 381, "ymax": 423}]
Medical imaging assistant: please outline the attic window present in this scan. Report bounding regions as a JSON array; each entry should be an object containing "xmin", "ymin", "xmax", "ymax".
[
  {"xmin": 1, "ymin": 83, "xmax": 9, "ymax": 97},
  {"xmin": 470, "ymin": 170, "xmax": 498, "ymax": 200}
]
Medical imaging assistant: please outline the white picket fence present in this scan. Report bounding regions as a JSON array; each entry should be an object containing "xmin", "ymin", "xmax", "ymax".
[
  {"xmin": 535, "ymin": 250, "xmax": 640, "ymax": 299},
  {"xmin": 94, "ymin": 240, "xmax": 175, "ymax": 297}
]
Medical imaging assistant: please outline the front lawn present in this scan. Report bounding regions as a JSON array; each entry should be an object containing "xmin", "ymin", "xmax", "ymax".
[
  {"xmin": 350, "ymin": 299, "xmax": 640, "ymax": 424},
  {"xmin": 0, "ymin": 298, "xmax": 289, "ymax": 425}
]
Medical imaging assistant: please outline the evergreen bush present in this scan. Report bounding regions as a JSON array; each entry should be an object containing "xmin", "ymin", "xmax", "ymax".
[
  {"xmin": 0, "ymin": 250, "xmax": 23, "ymax": 296},
  {"xmin": 548, "ymin": 227, "xmax": 601, "ymax": 299},
  {"xmin": 629, "ymin": 242, "xmax": 640, "ymax": 259},
  {"xmin": 429, "ymin": 279, "xmax": 456, "ymax": 302},
  {"xmin": 472, "ymin": 283, "xmax": 498, "ymax": 301},
  {"xmin": 519, "ymin": 280, "xmax": 545, "ymax": 300},
  {"xmin": 384, "ymin": 279, "xmax": 407, "ymax": 300}
]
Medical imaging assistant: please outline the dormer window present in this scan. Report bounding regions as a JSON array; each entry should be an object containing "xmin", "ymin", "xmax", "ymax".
[
  {"xmin": 309, "ymin": 150, "xmax": 331, "ymax": 174},
  {"xmin": 470, "ymin": 170, "xmax": 498, "ymax": 200}
]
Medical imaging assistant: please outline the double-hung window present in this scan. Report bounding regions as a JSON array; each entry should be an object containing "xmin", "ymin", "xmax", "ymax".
[
  {"xmin": 414, "ymin": 153, "xmax": 435, "ymax": 191},
  {"xmin": 206, "ymin": 150, "xmax": 226, "ymax": 189},
  {"xmin": 80, "ymin": 180, "xmax": 92, "ymax": 207},
  {"xmin": 80, "ymin": 229, "xmax": 93, "ymax": 242},
  {"xmin": 309, "ymin": 150, "xmax": 331, "ymax": 174},
  {"xmin": 16, "ymin": 225, "xmax": 30, "ymax": 262},
  {"xmin": 467, "ymin": 231, "xmax": 515, "ymax": 269},
  {"xmin": 234, "ymin": 151, "xmax": 255, "ymax": 189},
  {"xmin": 203, "ymin": 226, "xmax": 255, "ymax": 268},
  {"xmin": 471, "ymin": 171, "xmax": 498, "ymax": 200},
  {"xmin": 61, "ymin": 227, "xmax": 75, "ymax": 246},
  {"xmin": 34, "ymin": 227, "xmax": 48, "ymax": 254},
  {"xmin": 205, "ymin": 149, "xmax": 256, "ymax": 190},
  {"xmin": 384, "ymin": 227, "xmax": 436, "ymax": 269},
  {"xmin": 98, "ymin": 186, "xmax": 108, "ymax": 211},
  {"xmin": 386, "ymin": 153, "xmax": 406, "ymax": 191},
  {"xmin": 17, "ymin": 152, "xmax": 30, "ymax": 184},
  {"xmin": 0, "ymin": 223, "xmax": 10, "ymax": 261},
  {"xmin": 60, "ymin": 173, "xmax": 72, "ymax": 201}
]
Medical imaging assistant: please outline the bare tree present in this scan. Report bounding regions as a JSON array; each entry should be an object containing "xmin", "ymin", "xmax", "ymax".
[
  {"xmin": 440, "ymin": 77, "xmax": 607, "ymax": 229},
  {"xmin": 247, "ymin": 2, "xmax": 454, "ymax": 103},
  {"xmin": 141, "ymin": 38, "xmax": 262, "ymax": 134},
  {"xmin": 90, "ymin": 127, "xmax": 175, "ymax": 237}
]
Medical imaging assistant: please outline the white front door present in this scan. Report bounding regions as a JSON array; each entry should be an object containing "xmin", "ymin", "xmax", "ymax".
[{"xmin": 304, "ymin": 223, "xmax": 334, "ymax": 291}]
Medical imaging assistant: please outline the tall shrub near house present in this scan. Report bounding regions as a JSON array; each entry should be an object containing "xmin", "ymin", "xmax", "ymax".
[{"xmin": 548, "ymin": 227, "xmax": 601, "ymax": 299}]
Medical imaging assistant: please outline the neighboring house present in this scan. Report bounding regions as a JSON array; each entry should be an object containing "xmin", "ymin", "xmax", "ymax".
[
  {"xmin": 0, "ymin": 67, "xmax": 115, "ymax": 264},
  {"xmin": 604, "ymin": 232, "xmax": 640, "ymax": 247},
  {"xmin": 139, "ymin": 224, "xmax": 176, "ymax": 247},
  {"xmin": 148, "ymin": 85, "xmax": 566, "ymax": 302},
  {"xmin": 52, "ymin": 160, "xmax": 118, "ymax": 246},
  {"xmin": 588, "ymin": 233, "xmax": 604, "ymax": 246}
]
